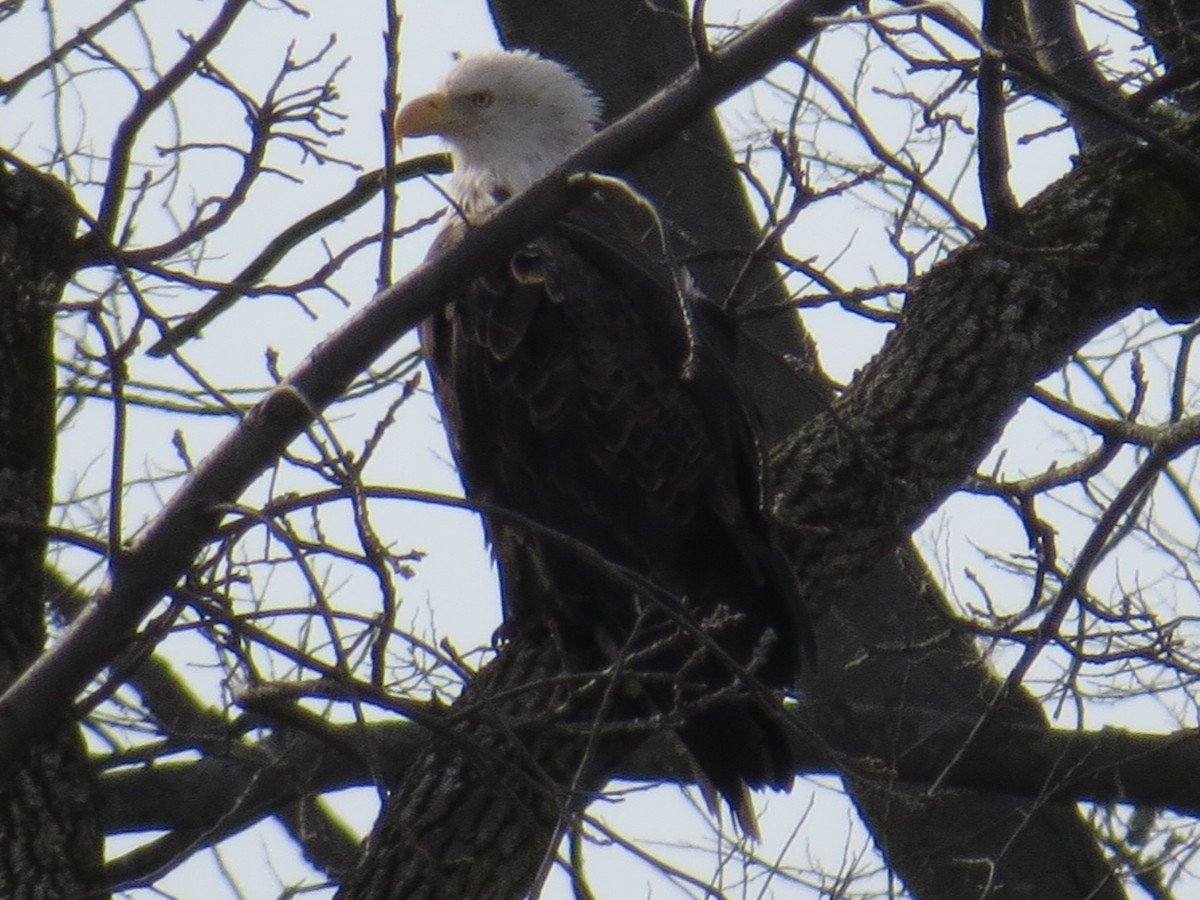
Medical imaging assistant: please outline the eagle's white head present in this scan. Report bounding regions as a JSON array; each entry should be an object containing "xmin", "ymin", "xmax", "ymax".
[{"xmin": 395, "ymin": 50, "xmax": 602, "ymax": 213}]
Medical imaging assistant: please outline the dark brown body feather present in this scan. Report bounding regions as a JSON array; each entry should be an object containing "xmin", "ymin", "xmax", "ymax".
[{"xmin": 421, "ymin": 193, "xmax": 813, "ymax": 827}]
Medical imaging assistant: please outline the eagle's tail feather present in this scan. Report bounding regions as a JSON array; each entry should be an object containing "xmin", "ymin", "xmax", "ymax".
[{"xmin": 678, "ymin": 699, "xmax": 795, "ymax": 840}]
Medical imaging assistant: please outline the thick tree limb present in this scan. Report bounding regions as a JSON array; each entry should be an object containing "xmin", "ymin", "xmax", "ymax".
[
  {"xmin": 978, "ymin": 0, "xmax": 1019, "ymax": 226},
  {"xmin": 337, "ymin": 636, "xmax": 625, "ymax": 900},
  {"xmin": 770, "ymin": 128, "xmax": 1200, "ymax": 589},
  {"xmin": 98, "ymin": 705, "xmax": 1200, "ymax": 855},
  {"xmin": 762, "ymin": 131, "xmax": 1199, "ymax": 897},
  {"xmin": 1132, "ymin": 0, "xmax": 1200, "ymax": 112}
]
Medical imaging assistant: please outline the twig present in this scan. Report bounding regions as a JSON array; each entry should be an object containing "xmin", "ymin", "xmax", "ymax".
[
  {"xmin": 0, "ymin": 0, "xmax": 143, "ymax": 98},
  {"xmin": 143, "ymin": 155, "xmax": 449, "ymax": 356},
  {"xmin": 89, "ymin": 0, "xmax": 253, "ymax": 246}
]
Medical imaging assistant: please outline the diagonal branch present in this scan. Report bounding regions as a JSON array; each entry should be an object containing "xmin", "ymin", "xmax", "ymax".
[
  {"xmin": 0, "ymin": 0, "xmax": 856, "ymax": 774},
  {"xmin": 769, "ymin": 126, "xmax": 1200, "ymax": 602},
  {"xmin": 0, "ymin": 0, "xmax": 143, "ymax": 99}
]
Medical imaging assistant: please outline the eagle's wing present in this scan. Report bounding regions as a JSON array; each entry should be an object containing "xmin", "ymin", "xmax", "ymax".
[{"xmin": 420, "ymin": 195, "xmax": 812, "ymax": 827}]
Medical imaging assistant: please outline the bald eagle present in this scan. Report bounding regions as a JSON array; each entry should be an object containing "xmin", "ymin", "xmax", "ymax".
[{"xmin": 396, "ymin": 50, "xmax": 812, "ymax": 833}]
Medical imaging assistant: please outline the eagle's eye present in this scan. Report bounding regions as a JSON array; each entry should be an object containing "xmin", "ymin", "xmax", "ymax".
[{"xmin": 467, "ymin": 90, "xmax": 494, "ymax": 109}]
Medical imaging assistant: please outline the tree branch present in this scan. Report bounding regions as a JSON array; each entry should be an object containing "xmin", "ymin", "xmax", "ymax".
[
  {"xmin": 97, "ymin": 702, "xmax": 1200, "ymax": 860},
  {"xmin": 0, "ymin": 0, "xmax": 856, "ymax": 776},
  {"xmin": 770, "ymin": 124, "xmax": 1200, "ymax": 598},
  {"xmin": 0, "ymin": 0, "xmax": 143, "ymax": 99},
  {"xmin": 1022, "ymin": 0, "xmax": 1126, "ymax": 148}
]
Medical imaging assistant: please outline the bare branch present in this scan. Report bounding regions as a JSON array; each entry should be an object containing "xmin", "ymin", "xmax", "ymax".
[
  {"xmin": 87, "ymin": 0, "xmax": 253, "ymax": 247},
  {"xmin": 978, "ymin": 0, "xmax": 1018, "ymax": 226},
  {"xmin": 143, "ymin": 155, "xmax": 451, "ymax": 357},
  {"xmin": 1023, "ymin": 0, "xmax": 1127, "ymax": 147},
  {"xmin": 0, "ymin": 0, "xmax": 143, "ymax": 99}
]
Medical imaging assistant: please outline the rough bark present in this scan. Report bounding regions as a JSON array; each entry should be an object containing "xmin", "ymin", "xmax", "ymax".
[
  {"xmin": 337, "ymin": 636, "xmax": 624, "ymax": 900},
  {"xmin": 0, "ymin": 164, "xmax": 107, "ymax": 897}
]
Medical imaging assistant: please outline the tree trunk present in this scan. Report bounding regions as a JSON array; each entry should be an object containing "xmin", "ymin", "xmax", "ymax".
[
  {"xmin": 339, "ymin": 3, "xmax": 1151, "ymax": 898},
  {"xmin": 0, "ymin": 163, "xmax": 107, "ymax": 898},
  {"xmin": 337, "ymin": 636, "xmax": 624, "ymax": 900},
  {"xmin": 484, "ymin": 3, "xmax": 1126, "ymax": 898}
]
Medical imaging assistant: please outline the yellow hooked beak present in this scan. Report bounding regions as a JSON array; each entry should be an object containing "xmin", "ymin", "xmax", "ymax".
[{"xmin": 394, "ymin": 92, "xmax": 457, "ymax": 140}]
